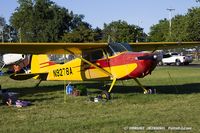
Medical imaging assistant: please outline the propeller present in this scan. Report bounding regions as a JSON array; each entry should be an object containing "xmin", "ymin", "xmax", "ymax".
[{"xmin": 136, "ymin": 54, "xmax": 158, "ymax": 60}]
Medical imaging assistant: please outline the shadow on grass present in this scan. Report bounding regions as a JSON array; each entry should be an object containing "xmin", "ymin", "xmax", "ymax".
[
  {"xmin": 107, "ymin": 83, "xmax": 200, "ymax": 94},
  {"xmin": 2, "ymin": 85, "xmax": 63, "ymax": 101},
  {"xmin": 4, "ymin": 82, "xmax": 200, "ymax": 99}
]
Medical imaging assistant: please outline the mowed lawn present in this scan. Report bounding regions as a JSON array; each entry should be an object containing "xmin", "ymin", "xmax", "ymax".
[{"xmin": 0, "ymin": 66, "xmax": 200, "ymax": 133}]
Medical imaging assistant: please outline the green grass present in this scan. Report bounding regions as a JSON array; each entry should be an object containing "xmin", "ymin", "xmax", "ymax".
[{"xmin": 0, "ymin": 66, "xmax": 200, "ymax": 133}]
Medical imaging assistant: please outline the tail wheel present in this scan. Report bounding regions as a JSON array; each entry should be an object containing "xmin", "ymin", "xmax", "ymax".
[
  {"xmin": 145, "ymin": 87, "xmax": 156, "ymax": 94},
  {"xmin": 101, "ymin": 90, "xmax": 111, "ymax": 100}
]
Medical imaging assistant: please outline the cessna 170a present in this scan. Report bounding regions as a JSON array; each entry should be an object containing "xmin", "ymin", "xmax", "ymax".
[{"xmin": 0, "ymin": 42, "xmax": 199, "ymax": 99}]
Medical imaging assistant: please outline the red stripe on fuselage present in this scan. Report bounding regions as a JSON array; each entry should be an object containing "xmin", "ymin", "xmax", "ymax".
[
  {"xmin": 86, "ymin": 52, "xmax": 148, "ymax": 68},
  {"xmin": 40, "ymin": 61, "xmax": 56, "ymax": 68},
  {"xmin": 84, "ymin": 52, "xmax": 157, "ymax": 79}
]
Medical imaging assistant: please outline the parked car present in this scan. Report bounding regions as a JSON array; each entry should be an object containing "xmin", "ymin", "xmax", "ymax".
[{"xmin": 158, "ymin": 52, "xmax": 193, "ymax": 66}]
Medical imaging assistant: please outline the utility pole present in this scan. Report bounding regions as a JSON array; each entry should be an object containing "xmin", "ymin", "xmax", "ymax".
[{"xmin": 166, "ymin": 8, "xmax": 175, "ymax": 38}]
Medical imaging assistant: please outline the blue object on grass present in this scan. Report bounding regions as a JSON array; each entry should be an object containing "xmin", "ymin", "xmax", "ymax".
[
  {"xmin": 0, "ymin": 71, "xmax": 3, "ymax": 76},
  {"xmin": 66, "ymin": 84, "xmax": 74, "ymax": 95}
]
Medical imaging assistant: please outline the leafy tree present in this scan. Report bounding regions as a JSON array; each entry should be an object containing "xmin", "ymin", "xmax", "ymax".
[
  {"xmin": 10, "ymin": 0, "xmax": 104, "ymax": 43},
  {"xmin": 148, "ymin": 7, "xmax": 200, "ymax": 42},
  {"xmin": 3, "ymin": 25, "xmax": 18, "ymax": 42},
  {"xmin": 10, "ymin": 0, "xmax": 73, "ymax": 42},
  {"xmin": 185, "ymin": 7, "xmax": 200, "ymax": 41},
  {"xmin": 0, "ymin": 17, "xmax": 6, "ymax": 27},
  {"xmin": 148, "ymin": 19, "xmax": 169, "ymax": 42},
  {"xmin": 0, "ymin": 17, "xmax": 17, "ymax": 42},
  {"xmin": 62, "ymin": 22, "xmax": 93, "ymax": 42},
  {"xmin": 0, "ymin": 17, "xmax": 6, "ymax": 42},
  {"xmin": 102, "ymin": 20, "xmax": 146, "ymax": 42},
  {"xmin": 61, "ymin": 14, "xmax": 103, "ymax": 42},
  {"xmin": 93, "ymin": 27, "xmax": 103, "ymax": 42},
  {"xmin": 170, "ymin": 15, "xmax": 188, "ymax": 41}
]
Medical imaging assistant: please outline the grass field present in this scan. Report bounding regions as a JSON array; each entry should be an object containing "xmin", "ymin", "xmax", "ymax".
[{"xmin": 0, "ymin": 66, "xmax": 200, "ymax": 133}]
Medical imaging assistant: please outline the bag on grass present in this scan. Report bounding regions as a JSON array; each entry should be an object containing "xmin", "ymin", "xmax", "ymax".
[{"xmin": 15, "ymin": 100, "xmax": 31, "ymax": 107}]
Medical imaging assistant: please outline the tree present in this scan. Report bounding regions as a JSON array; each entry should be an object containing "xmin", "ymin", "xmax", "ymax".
[
  {"xmin": 102, "ymin": 20, "xmax": 146, "ymax": 42},
  {"xmin": 0, "ymin": 17, "xmax": 6, "ymax": 27},
  {"xmin": 148, "ymin": 7, "xmax": 200, "ymax": 42},
  {"xmin": 0, "ymin": 17, "xmax": 6, "ymax": 42},
  {"xmin": 62, "ymin": 21, "xmax": 103, "ymax": 42},
  {"xmin": 0, "ymin": 17, "xmax": 17, "ymax": 42},
  {"xmin": 185, "ymin": 7, "xmax": 200, "ymax": 41},
  {"xmin": 10, "ymin": 0, "xmax": 73, "ymax": 42},
  {"xmin": 170, "ymin": 15, "xmax": 188, "ymax": 41},
  {"xmin": 0, "ymin": 18, "xmax": 5, "ymax": 42},
  {"xmin": 148, "ymin": 19, "xmax": 169, "ymax": 42}
]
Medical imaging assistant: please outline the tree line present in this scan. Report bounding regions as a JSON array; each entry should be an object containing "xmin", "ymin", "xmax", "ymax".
[
  {"xmin": 148, "ymin": 7, "xmax": 200, "ymax": 42},
  {"xmin": 0, "ymin": 0, "xmax": 200, "ymax": 43},
  {"xmin": 0, "ymin": 0, "xmax": 146, "ymax": 43}
]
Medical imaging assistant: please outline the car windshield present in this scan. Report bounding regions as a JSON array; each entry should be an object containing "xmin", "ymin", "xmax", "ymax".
[{"xmin": 171, "ymin": 53, "xmax": 178, "ymax": 56}]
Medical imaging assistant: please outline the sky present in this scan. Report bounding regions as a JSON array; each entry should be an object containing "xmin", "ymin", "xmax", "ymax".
[{"xmin": 0, "ymin": 0, "xmax": 199, "ymax": 33}]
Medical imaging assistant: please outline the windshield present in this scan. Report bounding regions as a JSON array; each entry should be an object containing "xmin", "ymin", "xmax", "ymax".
[
  {"xmin": 108, "ymin": 43, "xmax": 132, "ymax": 55},
  {"xmin": 171, "ymin": 53, "xmax": 178, "ymax": 56}
]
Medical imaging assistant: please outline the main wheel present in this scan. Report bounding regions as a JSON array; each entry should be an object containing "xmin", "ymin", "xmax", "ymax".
[{"xmin": 101, "ymin": 90, "xmax": 111, "ymax": 100}]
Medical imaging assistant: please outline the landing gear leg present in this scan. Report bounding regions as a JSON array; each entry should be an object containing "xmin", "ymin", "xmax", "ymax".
[
  {"xmin": 133, "ymin": 78, "xmax": 156, "ymax": 94},
  {"xmin": 101, "ymin": 78, "xmax": 116, "ymax": 100},
  {"xmin": 35, "ymin": 79, "xmax": 42, "ymax": 88}
]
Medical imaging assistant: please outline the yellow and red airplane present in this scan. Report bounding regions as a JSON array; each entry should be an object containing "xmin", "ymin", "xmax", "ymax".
[{"xmin": 0, "ymin": 42, "xmax": 199, "ymax": 99}]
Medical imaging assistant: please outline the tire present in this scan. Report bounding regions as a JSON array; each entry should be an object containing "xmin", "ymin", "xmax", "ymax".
[
  {"xmin": 145, "ymin": 87, "xmax": 156, "ymax": 94},
  {"xmin": 158, "ymin": 61, "xmax": 163, "ymax": 66},
  {"xmin": 175, "ymin": 59, "xmax": 181, "ymax": 66},
  {"xmin": 101, "ymin": 90, "xmax": 111, "ymax": 100}
]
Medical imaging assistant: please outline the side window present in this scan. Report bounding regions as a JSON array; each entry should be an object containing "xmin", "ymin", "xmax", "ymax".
[
  {"xmin": 83, "ymin": 49, "xmax": 104, "ymax": 61},
  {"xmin": 91, "ymin": 50, "xmax": 104, "ymax": 61},
  {"xmin": 83, "ymin": 52, "xmax": 90, "ymax": 61},
  {"xmin": 163, "ymin": 54, "xmax": 171, "ymax": 58}
]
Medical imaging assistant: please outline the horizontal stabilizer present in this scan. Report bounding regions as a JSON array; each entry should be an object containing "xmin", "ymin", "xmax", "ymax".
[{"xmin": 10, "ymin": 72, "xmax": 48, "ymax": 80}]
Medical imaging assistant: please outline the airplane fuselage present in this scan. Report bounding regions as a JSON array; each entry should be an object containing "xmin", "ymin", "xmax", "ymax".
[{"xmin": 36, "ymin": 43, "xmax": 158, "ymax": 81}]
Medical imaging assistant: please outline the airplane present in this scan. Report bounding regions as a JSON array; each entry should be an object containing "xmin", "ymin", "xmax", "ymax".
[{"xmin": 0, "ymin": 42, "xmax": 200, "ymax": 99}]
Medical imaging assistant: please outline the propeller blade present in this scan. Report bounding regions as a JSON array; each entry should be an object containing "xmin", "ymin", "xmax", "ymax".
[{"xmin": 136, "ymin": 54, "xmax": 158, "ymax": 60}]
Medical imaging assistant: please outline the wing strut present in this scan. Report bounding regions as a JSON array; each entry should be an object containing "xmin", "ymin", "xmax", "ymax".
[{"xmin": 63, "ymin": 48, "xmax": 116, "ymax": 100}]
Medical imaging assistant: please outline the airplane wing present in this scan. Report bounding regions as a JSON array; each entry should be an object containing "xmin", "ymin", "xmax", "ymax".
[
  {"xmin": 0, "ymin": 42, "xmax": 108, "ymax": 54},
  {"xmin": 0, "ymin": 42, "xmax": 200, "ymax": 54},
  {"xmin": 129, "ymin": 42, "xmax": 200, "ymax": 51}
]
